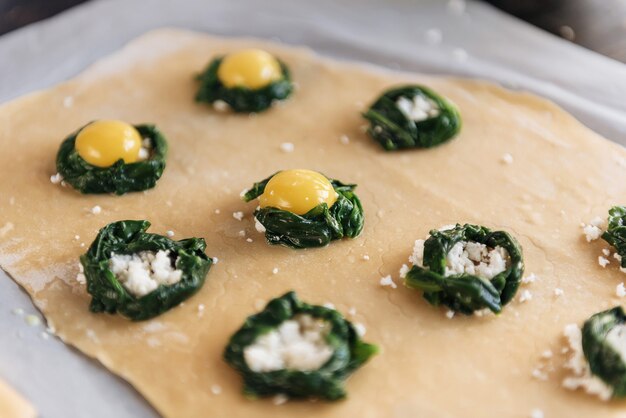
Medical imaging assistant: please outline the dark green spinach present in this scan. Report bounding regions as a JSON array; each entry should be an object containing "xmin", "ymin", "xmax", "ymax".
[
  {"xmin": 362, "ymin": 85, "xmax": 461, "ymax": 151},
  {"xmin": 582, "ymin": 306, "xmax": 626, "ymax": 397},
  {"xmin": 223, "ymin": 291, "xmax": 378, "ymax": 400},
  {"xmin": 56, "ymin": 124, "xmax": 167, "ymax": 195},
  {"xmin": 404, "ymin": 224, "xmax": 524, "ymax": 315},
  {"xmin": 80, "ymin": 220, "xmax": 213, "ymax": 321},
  {"xmin": 195, "ymin": 57, "xmax": 293, "ymax": 113},
  {"xmin": 243, "ymin": 172, "xmax": 364, "ymax": 249},
  {"xmin": 602, "ymin": 206, "xmax": 626, "ymax": 268}
]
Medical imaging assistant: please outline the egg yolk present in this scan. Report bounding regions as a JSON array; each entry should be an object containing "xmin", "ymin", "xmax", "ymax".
[
  {"xmin": 75, "ymin": 120, "xmax": 142, "ymax": 168},
  {"xmin": 217, "ymin": 49, "xmax": 282, "ymax": 90},
  {"xmin": 259, "ymin": 169, "xmax": 338, "ymax": 215}
]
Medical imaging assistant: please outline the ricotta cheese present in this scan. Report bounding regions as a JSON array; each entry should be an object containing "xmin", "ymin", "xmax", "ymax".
[
  {"xmin": 243, "ymin": 314, "xmax": 334, "ymax": 372},
  {"xmin": 396, "ymin": 95, "xmax": 440, "ymax": 122},
  {"xmin": 562, "ymin": 323, "xmax": 613, "ymax": 401},
  {"xmin": 108, "ymin": 250, "xmax": 183, "ymax": 297},
  {"xmin": 409, "ymin": 237, "xmax": 510, "ymax": 280}
]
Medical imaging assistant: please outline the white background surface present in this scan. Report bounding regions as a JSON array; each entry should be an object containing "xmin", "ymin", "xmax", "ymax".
[{"xmin": 1, "ymin": 0, "xmax": 626, "ymax": 416}]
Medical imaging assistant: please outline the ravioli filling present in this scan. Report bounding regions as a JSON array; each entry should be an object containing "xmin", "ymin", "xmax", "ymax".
[
  {"xmin": 396, "ymin": 95, "xmax": 440, "ymax": 122},
  {"xmin": 562, "ymin": 324, "xmax": 613, "ymax": 401},
  {"xmin": 409, "ymin": 239, "xmax": 510, "ymax": 280},
  {"xmin": 244, "ymin": 314, "xmax": 334, "ymax": 372},
  {"xmin": 108, "ymin": 250, "xmax": 182, "ymax": 297}
]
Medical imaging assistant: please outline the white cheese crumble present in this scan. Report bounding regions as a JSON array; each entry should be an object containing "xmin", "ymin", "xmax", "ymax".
[
  {"xmin": 581, "ymin": 217, "xmax": 604, "ymax": 242},
  {"xmin": 339, "ymin": 134, "xmax": 350, "ymax": 145},
  {"xmin": 399, "ymin": 263, "xmax": 410, "ymax": 279},
  {"xmin": 522, "ymin": 273, "xmax": 537, "ymax": 284},
  {"xmin": 213, "ymin": 100, "xmax": 229, "ymax": 112},
  {"xmin": 598, "ymin": 256, "xmax": 610, "ymax": 268},
  {"xmin": 362, "ymin": 254, "xmax": 370, "ymax": 261},
  {"xmin": 91, "ymin": 205, "xmax": 102, "ymax": 215},
  {"xmin": 519, "ymin": 289, "xmax": 533, "ymax": 303},
  {"xmin": 212, "ymin": 257, "xmax": 219, "ymax": 264},
  {"xmin": 501, "ymin": 153, "xmax": 514, "ymax": 165},
  {"xmin": 348, "ymin": 307, "xmax": 357, "ymax": 316},
  {"xmin": 541, "ymin": 349, "xmax": 553, "ymax": 359},
  {"xmin": 605, "ymin": 324, "xmax": 626, "ymax": 364},
  {"xmin": 254, "ymin": 217, "xmax": 266, "ymax": 233},
  {"xmin": 138, "ymin": 138, "xmax": 152, "ymax": 160},
  {"xmin": 531, "ymin": 368, "xmax": 548, "ymax": 381},
  {"xmin": 562, "ymin": 323, "xmax": 613, "ymax": 401},
  {"xmin": 76, "ymin": 262, "xmax": 86, "ymax": 284},
  {"xmin": 602, "ymin": 249, "xmax": 611, "ymax": 257},
  {"xmin": 166, "ymin": 230, "xmax": 175, "ymax": 237},
  {"xmin": 617, "ymin": 283, "xmax": 626, "ymax": 298},
  {"xmin": 50, "ymin": 173, "xmax": 63, "ymax": 184},
  {"xmin": 408, "ymin": 237, "xmax": 510, "ymax": 280},
  {"xmin": 554, "ymin": 288, "xmax": 564, "ymax": 297},
  {"xmin": 233, "ymin": 211, "xmax": 244, "ymax": 221},
  {"xmin": 530, "ymin": 409, "xmax": 544, "ymax": 418},
  {"xmin": 246, "ymin": 238, "xmax": 253, "ymax": 243},
  {"xmin": 353, "ymin": 322, "xmax": 367, "ymax": 337},
  {"xmin": 243, "ymin": 314, "xmax": 333, "ymax": 372},
  {"xmin": 109, "ymin": 250, "xmax": 182, "ymax": 297},
  {"xmin": 63, "ymin": 96, "xmax": 74, "ymax": 108},
  {"xmin": 272, "ymin": 394, "xmax": 289, "ymax": 406},
  {"xmin": 379, "ymin": 275, "xmax": 397, "ymax": 289},
  {"xmin": 279, "ymin": 142, "xmax": 295, "ymax": 153},
  {"xmin": 396, "ymin": 95, "xmax": 440, "ymax": 122},
  {"xmin": 210, "ymin": 384, "xmax": 222, "ymax": 395},
  {"xmin": 445, "ymin": 310, "xmax": 455, "ymax": 319},
  {"xmin": 322, "ymin": 302, "xmax": 335, "ymax": 310}
]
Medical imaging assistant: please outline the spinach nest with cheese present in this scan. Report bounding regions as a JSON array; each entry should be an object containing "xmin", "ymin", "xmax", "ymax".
[
  {"xmin": 562, "ymin": 307, "xmax": 626, "ymax": 400},
  {"xmin": 602, "ymin": 206, "xmax": 626, "ymax": 267},
  {"xmin": 401, "ymin": 224, "xmax": 524, "ymax": 315},
  {"xmin": 362, "ymin": 85, "xmax": 461, "ymax": 150},
  {"xmin": 195, "ymin": 49, "xmax": 293, "ymax": 113},
  {"xmin": 56, "ymin": 120, "xmax": 167, "ymax": 194},
  {"xmin": 80, "ymin": 220, "xmax": 213, "ymax": 321},
  {"xmin": 223, "ymin": 291, "xmax": 378, "ymax": 401},
  {"xmin": 242, "ymin": 169, "xmax": 364, "ymax": 249}
]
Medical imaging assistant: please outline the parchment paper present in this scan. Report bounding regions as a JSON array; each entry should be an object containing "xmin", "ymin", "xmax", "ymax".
[{"xmin": 1, "ymin": 1, "xmax": 625, "ymax": 417}]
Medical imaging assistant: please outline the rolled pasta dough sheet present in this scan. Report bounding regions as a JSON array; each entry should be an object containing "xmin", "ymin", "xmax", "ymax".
[{"xmin": 1, "ymin": 29, "xmax": 626, "ymax": 417}]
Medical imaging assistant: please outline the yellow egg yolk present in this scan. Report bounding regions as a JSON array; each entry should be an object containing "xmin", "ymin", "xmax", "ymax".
[
  {"xmin": 217, "ymin": 49, "xmax": 282, "ymax": 90},
  {"xmin": 259, "ymin": 169, "xmax": 338, "ymax": 215},
  {"xmin": 75, "ymin": 120, "xmax": 142, "ymax": 168}
]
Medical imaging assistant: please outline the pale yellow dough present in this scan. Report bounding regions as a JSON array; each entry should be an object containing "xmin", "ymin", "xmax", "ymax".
[
  {"xmin": 1, "ymin": 29, "xmax": 626, "ymax": 417},
  {"xmin": 0, "ymin": 378, "xmax": 37, "ymax": 418}
]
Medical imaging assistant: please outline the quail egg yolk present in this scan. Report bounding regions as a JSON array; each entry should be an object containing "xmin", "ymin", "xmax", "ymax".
[
  {"xmin": 217, "ymin": 49, "xmax": 282, "ymax": 90},
  {"xmin": 75, "ymin": 120, "xmax": 142, "ymax": 168},
  {"xmin": 259, "ymin": 169, "xmax": 338, "ymax": 215}
]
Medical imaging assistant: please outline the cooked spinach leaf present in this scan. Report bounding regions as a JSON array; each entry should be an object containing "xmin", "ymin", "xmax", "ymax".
[
  {"xmin": 80, "ymin": 220, "xmax": 212, "ymax": 321},
  {"xmin": 56, "ymin": 124, "xmax": 167, "ymax": 195},
  {"xmin": 362, "ymin": 85, "xmax": 461, "ymax": 151},
  {"xmin": 404, "ymin": 224, "xmax": 524, "ymax": 315},
  {"xmin": 582, "ymin": 306, "xmax": 626, "ymax": 397},
  {"xmin": 243, "ymin": 173, "xmax": 364, "ymax": 249},
  {"xmin": 602, "ymin": 206, "xmax": 626, "ymax": 268},
  {"xmin": 195, "ymin": 57, "xmax": 293, "ymax": 113},
  {"xmin": 223, "ymin": 291, "xmax": 378, "ymax": 400}
]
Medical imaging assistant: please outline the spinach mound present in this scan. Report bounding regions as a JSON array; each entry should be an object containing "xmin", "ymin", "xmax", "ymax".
[
  {"xmin": 81, "ymin": 220, "xmax": 212, "ymax": 321},
  {"xmin": 224, "ymin": 291, "xmax": 378, "ymax": 400}
]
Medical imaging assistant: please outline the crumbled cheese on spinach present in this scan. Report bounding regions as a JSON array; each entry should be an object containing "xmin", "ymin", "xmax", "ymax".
[
  {"xmin": 409, "ymin": 237, "xmax": 510, "ymax": 280},
  {"xmin": 109, "ymin": 250, "xmax": 182, "ymax": 297},
  {"xmin": 233, "ymin": 211, "xmax": 244, "ymax": 221},
  {"xmin": 243, "ymin": 314, "xmax": 333, "ymax": 372},
  {"xmin": 598, "ymin": 256, "xmax": 610, "ymax": 268},
  {"xmin": 562, "ymin": 323, "xmax": 613, "ymax": 400},
  {"xmin": 396, "ymin": 95, "xmax": 440, "ymax": 122}
]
